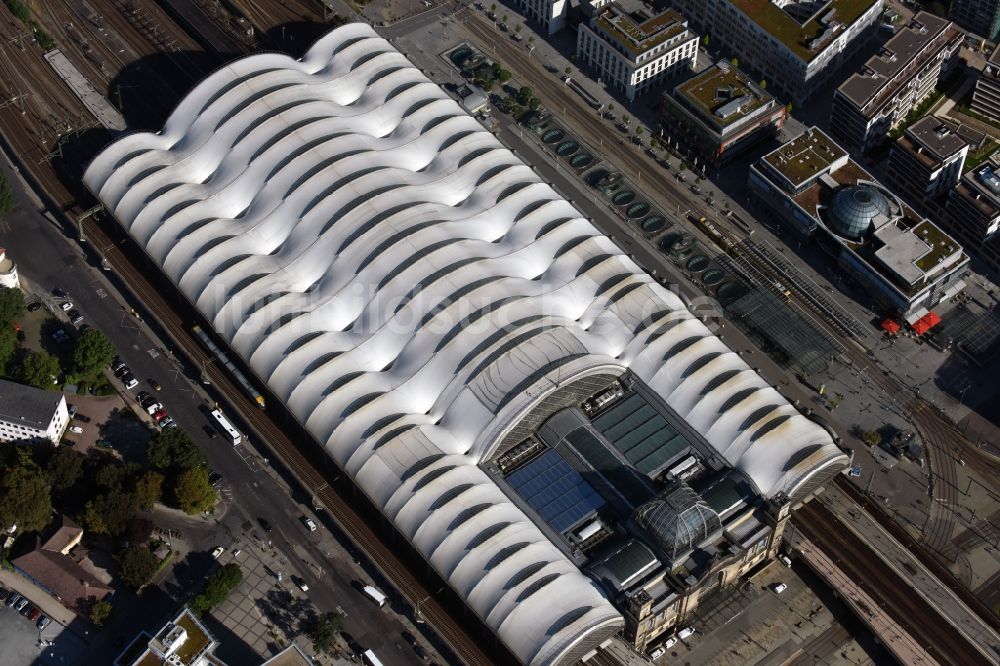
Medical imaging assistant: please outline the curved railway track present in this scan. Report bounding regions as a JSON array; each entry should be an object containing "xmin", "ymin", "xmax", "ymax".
[{"xmin": 795, "ymin": 501, "xmax": 991, "ymax": 666}]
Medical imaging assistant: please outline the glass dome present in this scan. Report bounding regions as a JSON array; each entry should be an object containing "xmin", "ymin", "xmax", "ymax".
[
  {"xmin": 633, "ymin": 482, "xmax": 722, "ymax": 562},
  {"xmin": 829, "ymin": 185, "xmax": 889, "ymax": 239}
]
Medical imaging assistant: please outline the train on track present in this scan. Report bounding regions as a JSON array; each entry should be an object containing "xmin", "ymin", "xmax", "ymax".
[{"xmin": 191, "ymin": 324, "xmax": 266, "ymax": 408}]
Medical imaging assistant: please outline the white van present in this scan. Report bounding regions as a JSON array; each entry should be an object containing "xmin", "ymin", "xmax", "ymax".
[
  {"xmin": 779, "ymin": 554, "xmax": 793, "ymax": 567},
  {"xmin": 363, "ymin": 585, "xmax": 387, "ymax": 607},
  {"xmin": 677, "ymin": 626, "xmax": 695, "ymax": 640},
  {"xmin": 362, "ymin": 650, "xmax": 384, "ymax": 666}
]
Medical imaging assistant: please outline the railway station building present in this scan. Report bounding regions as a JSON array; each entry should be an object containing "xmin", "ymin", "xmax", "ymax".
[
  {"xmin": 84, "ymin": 24, "xmax": 850, "ymax": 664},
  {"xmin": 749, "ymin": 127, "xmax": 969, "ymax": 319}
]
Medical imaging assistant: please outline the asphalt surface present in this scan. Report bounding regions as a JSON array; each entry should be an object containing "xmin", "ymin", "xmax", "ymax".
[{"xmin": 0, "ymin": 158, "xmax": 431, "ymax": 665}]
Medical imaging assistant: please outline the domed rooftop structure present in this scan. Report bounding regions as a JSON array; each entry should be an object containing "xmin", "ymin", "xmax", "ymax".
[
  {"xmin": 633, "ymin": 482, "xmax": 722, "ymax": 562},
  {"xmin": 829, "ymin": 184, "xmax": 890, "ymax": 240}
]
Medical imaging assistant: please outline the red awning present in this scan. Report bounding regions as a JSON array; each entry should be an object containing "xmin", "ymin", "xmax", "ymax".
[
  {"xmin": 881, "ymin": 319, "xmax": 901, "ymax": 334},
  {"xmin": 912, "ymin": 311, "xmax": 941, "ymax": 335}
]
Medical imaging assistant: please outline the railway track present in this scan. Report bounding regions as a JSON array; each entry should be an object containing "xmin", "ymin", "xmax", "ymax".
[{"xmin": 794, "ymin": 501, "xmax": 991, "ymax": 666}]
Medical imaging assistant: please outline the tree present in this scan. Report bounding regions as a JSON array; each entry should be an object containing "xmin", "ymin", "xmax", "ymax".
[
  {"xmin": 608, "ymin": 103, "xmax": 615, "ymax": 113},
  {"xmin": 759, "ymin": 79, "xmax": 767, "ymax": 90},
  {"xmin": 497, "ymin": 68, "xmax": 512, "ymax": 83},
  {"xmin": 0, "ymin": 325, "xmax": 16, "ymax": 374},
  {"xmin": 490, "ymin": 2, "xmax": 496, "ymax": 10},
  {"xmin": 0, "ymin": 285, "xmax": 25, "ymax": 324},
  {"xmin": 518, "ymin": 85, "xmax": 533, "ymax": 102},
  {"xmin": 515, "ymin": 24, "xmax": 522, "ymax": 34},
  {"xmin": 635, "ymin": 126, "xmax": 644, "ymax": 137},
  {"xmin": 15, "ymin": 350, "xmax": 60, "ymax": 389},
  {"xmin": 0, "ymin": 172, "xmax": 16, "ymax": 214},
  {"xmin": 730, "ymin": 57, "xmax": 739, "ymax": 67},
  {"xmin": 564, "ymin": 66, "xmax": 572, "ymax": 76},
  {"xmin": 623, "ymin": 114, "xmax": 631, "ymax": 125},
  {"xmin": 125, "ymin": 517, "xmax": 154, "ymax": 547},
  {"xmin": 119, "ymin": 546, "xmax": 160, "ymax": 589},
  {"xmin": 502, "ymin": 13, "xmax": 508, "ymax": 23},
  {"xmin": 0, "ymin": 465, "xmax": 52, "ymax": 532},
  {"xmin": 133, "ymin": 470, "xmax": 163, "ymax": 510},
  {"xmin": 46, "ymin": 447, "xmax": 84, "ymax": 491},
  {"xmin": 701, "ymin": 34, "xmax": 709, "ymax": 47},
  {"xmin": 528, "ymin": 96, "xmax": 542, "ymax": 110},
  {"xmin": 90, "ymin": 600, "xmax": 112, "ymax": 627},
  {"xmin": 678, "ymin": 162, "xmax": 687, "ymax": 173},
  {"xmin": 71, "ymin": 329, "xmax": 115, "ymax": 376},
  {"xmin": 84, "ymin": 488, "xmax": 138, "ymax": 536},
  {"xmin": 146, "ymin": 428, "xmax": 207, "ymax": 471},
  {"xmin": 309, "ymin": 611, "xmax": 346, "ymax": 654},
  {"xmin": 862, "ymin": 430, "xmax": 882, "ymax": 447},
  {"xmin": 173, "ymin": 467, "xmax": 216, "ymax": 515},
  {"xmin": 528, "ymin": 36, "xmax": 535, "ymax": 46},
  {"xmin": 191, "ymin": 563, "xmax": 242, "ymax": 614}
]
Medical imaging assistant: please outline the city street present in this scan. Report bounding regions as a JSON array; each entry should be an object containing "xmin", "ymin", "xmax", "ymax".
[{"xmin": 0, "ymin": 157, "xmax": 435, "ymax": 665}]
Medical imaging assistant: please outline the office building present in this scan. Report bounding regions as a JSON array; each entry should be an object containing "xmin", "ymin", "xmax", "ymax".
[
  {"xmin": 660, "ymin": 59, "xmax": 787, "ymax": 166},
  {"xmin": 669, "ymin": 0, "xmax": 884, "ymax": 104},
  {"xmin": 830, "ymin": 12, "xmax": 961, "ymax": 152},
  {"xmin": 577, "ymin": 2, "xmax": 698, "ymax": 102},
  {"xmin": 944, "ymin": 154, "xmax": 1000, "ymax": 272},
  {"xmin": 749, "ymin": 128, "xmax": 969, "ymax": 318},
  {"xmin": 0, "ymin": 378, "xmax": 69, "ymax": 445},
  {"xmin": 971, "ymin": 46, "xmax": 1000, "ymax": 121},
  {"xmin": 950, "ymin": 0, "xmax": 1000, "ymax": 41},
  {"xmin": 513, "ymin": 0, "xmax": 569, "ymax": 34},
  {"xmin": 117, "ymin": 608, "xmax": 224, "ymax": 666},
  {"xmin": 84, "ymin": 24, "xmax": 850, "ymax": 664},
  {"xmin": 886, "ymin": 116, "xmax": 971, "ymax": 203}
]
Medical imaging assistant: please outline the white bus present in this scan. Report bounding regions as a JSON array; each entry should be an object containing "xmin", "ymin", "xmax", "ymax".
[
  {"xmin": 362, "ymin": 650, "xmax": 384, "ymax": 666},
  {"xmin": 210, "ymin": 409, "xmax": 242, "ymax": 445}
]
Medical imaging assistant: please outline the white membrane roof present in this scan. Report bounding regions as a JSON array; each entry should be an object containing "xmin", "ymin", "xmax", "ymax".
[{"xmin": 83, "ymin": 23, "xmax": 848, "ymax": 665}]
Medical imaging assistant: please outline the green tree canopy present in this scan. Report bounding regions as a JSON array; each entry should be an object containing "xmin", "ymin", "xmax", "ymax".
[
  {"xmin": 83, "ymin": 489, "xmax": 138, "ymax": 535},
  {"xmin": 497, "ymin": 69, "xmax": 512, "ymax": 83},
  {"xmin": 71, "ymin": 329, "xmax": 115, "ymax": 376},
  {"xmin": 0, "ymin": 325, "xmax": 16, "ymax": 374},
  {"xmin": 518, "ymin": 85, "xmax": 533, "ymax": 101},
  {"xmin": 15, "ymin": 350, "xmax": 60, "ymax": 389},
  {"xmin": 146, "ymin": 428, "xmax": 207, "ymax": 471},
  {"xmin": 119, "ymin": 546, "xmax": 160, "ymax": 589},
  {"xmin": 0, "ymin": 285, "xmax": 25, "ymax": 324},
  {"xmin": 0, "ymin": 465, "xmax": 52, "ymax": 532},
  {"xmin": 309, "ymin": 611, "xmax": 346, "ymax": 654},
  {"xmin": 191, "ymin": 563, "xmax": 242, "ymax": 614},
  {"xmin": 0, "ymin": 172, "xmax": 17, "ymax": 214},
  {"xmin": 46, "ymin": 447, "xmax": 84, "ymax": 491},
  {"xmin": 173, "ymin": 467, "xmax": 216, "ymax": 515},
  {"xmin": 90, "ymin": 600, "xmax": 112, "ymax": 627},
  {"xmin": 133, "ymin": 470, "xmax": 163, "ymax": 510}
]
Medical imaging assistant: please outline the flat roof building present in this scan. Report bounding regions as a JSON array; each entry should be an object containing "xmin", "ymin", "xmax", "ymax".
[
  {"xmin": 660, "ymin": 59, "xmax": 787, "ymax": 166},
  {"xmin": 117, "ymin": 608, "xmax": 224, "ymax": 666},
  {"xmin": 84, "ymin": 24, "xmax": 849, "ymax": 665},
  {"xmin": 950, "ymin": 0, "xmax": 1000, "ymax": 42},
  {"xmin": 750, "ymin": 128, "xmax": 969, "ymax": 318},
  {"xmin": 668, "ymin": 0, "xmax": 884, "ymax": 104},
  {"xmin": 971, "ymin": 45, "xmax": 1000, "ymax": 122},
  {"xmin": 830, "ymin": 11, "xmax": 961, "ymax": 152},
  {"xmin": 886, "ymin": 116, "xmax": 973, "ymax": 202},
  {"xmin": 577, "ymin": 2, "xmax": 698, "ymax": 102},
  {"xmin": 0, "ymin": 378, "xmax": 69, "ymax": 445},
  {"xmin": 944, "ymin": 153, "xmax": 1000, "ymax": 273}
]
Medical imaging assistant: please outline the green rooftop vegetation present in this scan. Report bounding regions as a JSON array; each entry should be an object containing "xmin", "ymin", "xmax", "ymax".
[
  {"xmin": 595, "ymin": 7, "xmax": 689, "ymax": 56},
  {"xmin": 172, "ymin": 613, "xmax": 211, "ymax": 664},
  {"xmin": 763, "ymin": 129, "xmax": 846, "ymax": 186},
  {"xmin": 913, "ymin": 220, "xmax": 958, "ymax": 271},
  {"xmin": 676, "ymin": 64, "xmax": 772, "ymax": 126},
  {"xmin": 728, "ymin": 0, "xmax": 878, "ymax": 61}
]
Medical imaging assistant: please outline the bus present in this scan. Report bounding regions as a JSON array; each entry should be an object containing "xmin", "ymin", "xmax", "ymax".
[
  {"xmin": 362, "ymin": 650, "xmax": 384, "ymax": 666},
  {"xmin": 210, "ymin": 408, "xmax": 242, "ymax": 446}
]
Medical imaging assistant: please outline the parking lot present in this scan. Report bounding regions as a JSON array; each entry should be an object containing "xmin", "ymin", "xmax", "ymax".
[{"xmin": 0, "ymin": 591, "xmax": 85, "ymax": 666}]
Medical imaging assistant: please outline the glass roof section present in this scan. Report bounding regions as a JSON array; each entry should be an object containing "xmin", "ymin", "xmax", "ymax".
[{"xmin": 507, "ymin": 449, "xmax": 606, "ymax": 534}]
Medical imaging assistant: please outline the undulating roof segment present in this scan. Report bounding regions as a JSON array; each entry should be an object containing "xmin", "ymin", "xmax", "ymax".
[{"xmin": 83, "ymin": 23, "xmax": 847, "ymax": 664}]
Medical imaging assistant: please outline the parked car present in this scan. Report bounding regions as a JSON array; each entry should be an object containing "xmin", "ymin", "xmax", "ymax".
[
  {"xmin": 203, "ymin": 425, "xmax": 218, "ymax": 439},
  {"xmin": 74, "ymin": 413, "xmax": 91, "ymax": 423},
  {"xmin": 301, "ymin": 516, "xmax": 317, "ymax": 532},
  {"xmin": 292, "ymin": 575, "xmax": 309, "ymax": 592},
  {"xmin": 258, "ymin": 517, "xmax": 273, "ymax": 533},
  {"xmin": 412, "ymin": 645, "xmax": 428, "ymax": 660},
  {"xmin": 152, "ymin": 409, "xmax": 168, "ymax": 422},
  {"xmin": 111, "ymin": 356, "xmax": 126, "ymax": 372},
  {"xmin": 69, "ymin": 425, "xmax": 84, "ymax": 434},
  {"xmin": 160, "ymin": 418, "xmax": 176, "ymax": 429},
  {"xmin": 7, "ymin": 593, "xmax": 22, "ymax": 607},
  {"xmin": 208, "ymin": 470, "xmax": 223, "ymax": 485},
  {"xmin": 37, "ymin": 615, "xmax": 51, "ymax": 630},
  {"xmin": 14, "ymin": 598, "xmax": 29, "ymax": 612},
  {"xmin": 69, "ymin": 311, "xmax": 84, "ymax": 326},
  {"xmin": 663, "ymin": 636, "xmax": 678, "ymax": 649},
  {"xmin": 677, "ymin": 626, "xmax": 695, "ymax": 640},
  {"xmin": 145, "ymin": 402, "xmax": 164, "ymax": 415},
  {"xmin": 27, "ymin": 607, "xmax": 41, "ymax": 622},
  {"xmin": 52, "ymin": 287, "xmax": 67, "ymax": 298},
  {"xmin": 27, "ymin": 301, "xmax": 43, "ymax": 312},
  {"xmin": 148, "ymin": 378, "xmax": 162, "ymax": 391},
  {"xmin": 773, "ymin": 583, "xmax": 788, "ymax": 594},
  {"xmin": 60, "ymin": 302, "xmax": 73, "ymax": 311},
  {"xmin": 212, "ymin": 547, "xmax": 225, "ymax": 559},
  {"xmin": 124, "ymin": 375, "xmax": 139, "ymax": 390},
  {"xmin": 114, "ymin": 365, "xmax": 130, "ymax": 379}
]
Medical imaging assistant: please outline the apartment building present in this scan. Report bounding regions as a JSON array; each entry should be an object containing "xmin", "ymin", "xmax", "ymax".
[
  {"xmin": 0, "ymin": 378, "xmax": 68, "ymax": 445},
  {"xmin": 669, "ymin": 0, "xmax": 884, "ymax": 104},
  {"xmin": 660, "ymin": 59, "xmax": 787, "ymax": 166},
  {"xmin": 971, "ymin": 46, "xmax": 1000, "ymax": 121},
  {"xmin": 117, "ymin": 608, "xmax": 224, "ymax": 666},
  {"xmin": 950, "ymin": 0, "xmax": 1000, "ymax": 41},
  {"xmin": 886, "ymin": 117, "xmax": 972, "ymax": 204},
  {"xmin": 577, "ymin": 2, "xmax": 698, "ymax": 102},
  {"xmin": 749, "ymin": 128, "xmax": 969, "ymax": 318},
  {"xmin": 830, "ymin": 12, "xmax": 962, "ymax": 152}
]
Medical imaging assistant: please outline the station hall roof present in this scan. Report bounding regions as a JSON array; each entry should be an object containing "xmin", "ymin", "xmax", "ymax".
[{"xmin": 83, "ymin": 23, "xmax": 847, "ymax": 665}]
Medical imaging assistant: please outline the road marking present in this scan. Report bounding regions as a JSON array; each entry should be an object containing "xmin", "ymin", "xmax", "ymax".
[
  {"xmin": 147, "ymin": 347, "xmax": 160, "ymax": 358},
  {"xmin": 96, "ymin": 288, "xmax": 108, "ymax": 299}
]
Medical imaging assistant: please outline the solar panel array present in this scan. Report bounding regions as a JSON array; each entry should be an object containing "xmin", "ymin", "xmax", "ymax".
[{"xmin": 507, "ymin": 449, "xmax": 606, "ymax": 534}]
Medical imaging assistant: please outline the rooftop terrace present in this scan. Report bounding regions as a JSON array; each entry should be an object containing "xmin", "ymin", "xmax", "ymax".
[
  {"xmin": 595, "ymin": 4, "xmax": 689, "ymax": 57},
  {"xmin": 728, "ymin": 0, "xmax": 879, "ymax": 61}
]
